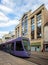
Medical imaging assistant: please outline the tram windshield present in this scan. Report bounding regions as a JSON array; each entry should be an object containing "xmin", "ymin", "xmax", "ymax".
[{"xmin": 22, "ymin": 39, "xmax": 31, "ymax": 51}]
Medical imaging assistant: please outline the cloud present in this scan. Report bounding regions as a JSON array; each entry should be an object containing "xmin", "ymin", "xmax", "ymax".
[
  {"xmin": 37, "ymin": 0, "xmax": 48, "ymax": 9},
  {"xmin": 0, "ymin": 4, "xmax": 13, "ymax": 14},
  {"xmin": 0, "ymin": 11, "xmax": 9, "ymax": 22},
  {"xmin": 0, "ymin": 0, "xmax": 48, "ymax": 38},
  {"xmin": 1, "ymin": 0, "xmax": 16, "ymax": 9},
  {"xmin": 1, "ymin": 0, "xmax": 48, "ymax": 14},
  {"xmin": 40, "ymin": 0, "xmax": 48, "ymax": 4},
  {"xmin": 0, "ymin": 19, "xmax": 20, "ymax": 27},
  {"xmin": 1, "ymin": 0, "xmax": 48, "ymax": 20},
  {"xmin": 0, "ymin": 11, "xmax": 19, "ymax": 27}
]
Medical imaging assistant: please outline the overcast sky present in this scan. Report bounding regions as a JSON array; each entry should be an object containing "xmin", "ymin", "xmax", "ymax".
[{"xmin": 0, "ymin": 0, "xmax": 48, "ymax": 38}]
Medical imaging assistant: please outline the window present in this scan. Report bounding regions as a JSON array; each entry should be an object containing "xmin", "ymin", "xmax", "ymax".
[
  {"xmin": 12, "ymin": 35, "xmax": 15, "ymax": 38},
  {"xmin": 31, "ymin": 17, "xmax": 34, "ymax": 24},
  {"xmin": 31, "ymin": 17, "xmax": 35, "ymax": 39},
  {"xmin": 22, "ymin": 39, "xmax": 31, "ymax": 51},
  {"xmin": 22, "ymin": 17, "xmax": 28, "ymax": 35},
  {"xmin": 37, "ymin": 12, "xmax": 41, "ymax": 21},
  {"xmin": 5, "ymin": 43, "xmax": 12, "ymax": 52},
  {"xmin": 18, "ymin": 27, "xmax": 19, "ymax": 37},
  {"xmin": 16, "ymin": 41, "xmax": 24, "ymax": 51},
  {"xmin": 11, "ymin": 43, "xmax": 14, "ymax": 50},
  {"xmin": 5, "ymin": 37, "xmax": 10, "ymax": 39},
  {"xmin": 37, "ymin": 12, "xmax": 42, "ymax": 38},
  {"xmin": 31, "ymin": 31, "xmax": 34, "ymax": 39},
  {"xmin": 16, "ymin": 29, "xmax": 17, "ymax": 37},
  {"xmin": 31, "ymin": 24, "xmax": 35, "ymax": 31},
  {"xmin": 8, "ymin": 43, "xmax": 12, "ymax": 51}
]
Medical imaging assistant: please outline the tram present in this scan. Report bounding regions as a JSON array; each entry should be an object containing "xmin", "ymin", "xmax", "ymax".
[{"xmin": 0, "ymin": 37, "xmax": 31, "ymax": 57}]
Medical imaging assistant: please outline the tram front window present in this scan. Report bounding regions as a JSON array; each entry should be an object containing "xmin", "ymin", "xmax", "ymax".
[{"xmin": 23, "ymin": 39, "xmax": 31, "ymax": 51}]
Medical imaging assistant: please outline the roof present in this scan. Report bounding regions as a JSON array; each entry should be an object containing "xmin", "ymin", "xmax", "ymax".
[{"xmin": 0, "ymin": 37, "xmax": 29, "ymax": 44}]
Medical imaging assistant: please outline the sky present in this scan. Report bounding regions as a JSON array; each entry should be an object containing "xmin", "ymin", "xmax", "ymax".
[{"xmin": 0, "ymin": 0, "xmax": 48, "ymax": 38}]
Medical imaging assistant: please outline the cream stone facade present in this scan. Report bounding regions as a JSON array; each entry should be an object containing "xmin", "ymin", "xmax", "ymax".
[
  {"xmin": 44, "ymin": 25, "xmax": 48, "ymax": 42},
  {"xmin": 15, "ymin": 22, "xmax": 22, "ymax": 38},
  {"xmin": 2, "ymin": 31, "xmax": 15, "ymax": 43},
  {"xmin": 0, "ymin": 39, "xmax": 2, "ymax": 44},
  {"xmin": 2, "ymin": 34, "xmax": 11, "ymax": 42},
  {"xmin": 43, "ymin": 23, "xmax": 48, "ymax": 51},
  {"xmin": 15, "ymin": 4, "xmax": 48, "ymax": 51}
]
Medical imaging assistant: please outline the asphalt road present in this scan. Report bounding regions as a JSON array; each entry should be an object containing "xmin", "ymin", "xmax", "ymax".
[
  {"xmin": 0, "ymin": 50, "xmax": 48, "ymax": 65},
  {"xmin": 23, "ymin": 52, "xmax": 48, "ymax": 65},
  {"xmin": 0, "ymin": 51, "xmax": 37, "ymax": 65}
]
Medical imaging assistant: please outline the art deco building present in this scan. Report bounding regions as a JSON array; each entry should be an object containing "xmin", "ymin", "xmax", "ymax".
[{"xmin": 15, "ymin": 4, "xmax": 48, "ymax": 51}]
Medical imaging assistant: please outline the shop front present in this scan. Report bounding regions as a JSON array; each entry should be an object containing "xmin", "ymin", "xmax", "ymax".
[
  {"xmin": 31, "ymin": 42, "xmax": 41, "ymax": 51},
  {"xmin": 43, "ymin": 42, "xmax": 48, "ymax": 52}
]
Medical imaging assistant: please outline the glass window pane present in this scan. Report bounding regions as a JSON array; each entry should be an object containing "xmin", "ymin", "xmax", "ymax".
[
  {"xmin": 37, "ymin": 12, "xmax": 42, "ymax": 38},
  {"xmin": 22, "ymin": 39, "xmax": 31, "ymax": 51},
  {"xmin": 37, "ymin": 13, "xmax": 41, "ymax": 21},
  {"xmin": 16, "ymin": 41, "xmax": 24, "ymax": 51},
  {"xmin": 22, "ymin": 19, "xmax": 28, "ymax": 35},
  {"xmin": 31, "ymin": 17, "xmax": 35, "ymax": 39},
  {"xmin": 11, "ymin": 43, "xmax": 14, "ymax": 50}
]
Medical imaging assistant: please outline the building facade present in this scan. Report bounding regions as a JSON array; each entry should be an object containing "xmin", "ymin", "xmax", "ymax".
[
  {"xmin": 15, "ymin": 4, "xmax": 48, "ymax": 51},
  {"xmin": 2, "ymin": 31, "xmax": 15, "ymax": 43},
  {"xmin": 44, "ymin": 23, "xmax": 48, "ymax": 51},
  {"xmin": 2, "ymin": 34, "xmax": 11, "ymax": 42},
  {"xmin": 0, "ymin": 39, "xmax": 2, "ymax": 44},
  {"xmin": 15, "ymin": 22, "xmax": 22, "ymax": 38}
]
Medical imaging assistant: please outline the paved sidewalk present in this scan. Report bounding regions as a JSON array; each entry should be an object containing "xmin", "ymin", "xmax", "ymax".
[{"xmin": 0, "ymin": 51, "xmax": 37, "ymax": 65}]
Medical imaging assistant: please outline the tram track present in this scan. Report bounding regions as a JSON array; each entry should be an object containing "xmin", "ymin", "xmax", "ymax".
[
  {"xmin": 22, "ymin": 55, "xmax": 48, "ymax": 65},
  {"xmin": 23, "ymin": 57, "xmax": 41, "ymax": 65}
]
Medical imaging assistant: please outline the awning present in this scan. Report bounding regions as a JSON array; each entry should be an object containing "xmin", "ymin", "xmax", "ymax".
[{"xmin": 31, "ymin": 42, "xmax": 41, "ymax": 46}]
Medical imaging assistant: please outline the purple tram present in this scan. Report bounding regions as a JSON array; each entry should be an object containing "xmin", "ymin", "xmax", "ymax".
[{"xmin": 0, "ymin": 37, "xmax": 31, "ymax": 57}]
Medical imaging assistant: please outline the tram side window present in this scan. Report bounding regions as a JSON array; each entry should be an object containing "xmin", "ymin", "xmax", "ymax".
[
  {"xmin": 16, "ymin": 41, "xmax": 23, "ymax": 51},
  {"xmin": 11, "ymin": 43, "xmax": 14, "ymax": 50}
]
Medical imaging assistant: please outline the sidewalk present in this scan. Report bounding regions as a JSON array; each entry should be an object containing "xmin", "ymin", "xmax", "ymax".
[{"xmin": 0, "ymin": 51, "xmax": 37, "ymax": 65}]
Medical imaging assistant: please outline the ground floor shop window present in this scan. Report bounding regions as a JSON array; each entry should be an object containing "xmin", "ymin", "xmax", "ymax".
[
  {"xmin": 31, "ymin": 46, "xmax": 41, "ymax": 51},
  {"xmin": 31, "ymin": 42, "xmax": 41, "ymax": 51}
]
